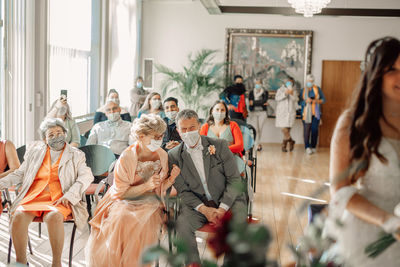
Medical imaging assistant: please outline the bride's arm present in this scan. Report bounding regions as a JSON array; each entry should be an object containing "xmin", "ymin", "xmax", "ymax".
[
  {"xmin": 122, "ymin": 174, "xmax": 160, "ymax": 199},
  {"xmin": 330, "ymin": 113, "xmax": 394, "ymax": 228},
  {"xmin": 161, "ymin": 164, "xmax": 180, "ymax": 189}
]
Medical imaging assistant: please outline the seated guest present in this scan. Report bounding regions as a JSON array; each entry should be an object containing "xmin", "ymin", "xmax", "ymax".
[
  {"xmin": 162, "ymin": 97, "xmax": 182, "ymax": 151},
  {"xmin": 0, "ymin": 118, "xmax": 93, "ymax": 266},
  {"xmin": 0, "ymin": 139, "xmax": 20, "ymax": 179},
  {"xmin": 137, "ymin": 92, "xmax": 165, "ymax": 119},
  {"xmin": 94, "ymin": 89, "xmax": 131, "ymax": 125},
  {"xmin": 87, "ymin": 100, "xmax": 133, "ymax": 157},
  {"xmin": 47, "ymin": 96, "xmax": 80, "ymax": 147},
  {"xmin": 129, "ymin": 76, "xmax": 149, "ymax": 118},
  {"xmin": 86, "ymin": 114, "xmax": 180, "ymax": 267},
  {"xmin": 169, "ymin": 109, "xmax": 247, "ymax": 265},
  {"xmin": 200, "ymin": 100, "xmax": 246, "ymax": 175}
]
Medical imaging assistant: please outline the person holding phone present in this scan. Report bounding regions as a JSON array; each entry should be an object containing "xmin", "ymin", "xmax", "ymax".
[
  {"xmin": 299, "ymin": 74, "xmax": 326, "ymax": 154},
  {"xmin": 46, "ymin": 91, "xmax": 80, "ymax": 147}
]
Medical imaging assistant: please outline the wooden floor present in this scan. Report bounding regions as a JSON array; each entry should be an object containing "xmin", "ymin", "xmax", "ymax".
[{"xmin": 0, "ymin": 143, "xmax": 330, "ymax": 266}]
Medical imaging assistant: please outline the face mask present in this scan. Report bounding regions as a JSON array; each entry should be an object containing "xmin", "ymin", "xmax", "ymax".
[
  {"xmin": 255, "ymin": 84, "xmax": 261, "ymax": 89},
  {"xmin": 48, "ymin": 135, "xmax": 66, "ymax": 151},
  {"xmin": 108, "ymin": 97, "xmax": 120, "ymax": 105},
  {"xmin": 146, "ymin": 138, "xmax": 162, "ymax": 152},
  {"xmin": 306, "ymin": 82, "xmax": 313, "ymax": 88},
  {"xmin": 150, "ymin": 99, "xmax": 161, "ymax": 109},
  {"xmin": 212, "ymin": 111, "xmax": 226, "ymax": 122},
  {"xmin": 285, "ymin": 82, "xmax": 293, "ymax": 88},
  {"xmin": 107, "ymin": 112, "xmax": 120, "ymax": 122},
  {"xmin": 137, "ymin": 82, "xmax": 143, "ymax": 89},
  {"xmin": 57, "ymin": 106, "xmax": 68, "ymax": 116},
  {"xmin": 165, "ymin": 110, "xmax": 178, "ymax": 121},
  {"xmin": 180, "ymin": 130, "xmax": 200, "ymax": 147}
]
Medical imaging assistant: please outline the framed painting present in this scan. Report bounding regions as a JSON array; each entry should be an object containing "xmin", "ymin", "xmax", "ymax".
[{"xmin": 225, "ymin": 28, "xmax": 313, "ymax": 117}]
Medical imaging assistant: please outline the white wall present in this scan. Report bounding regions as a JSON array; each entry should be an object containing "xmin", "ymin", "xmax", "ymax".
[{"xmin": 141, "ymin": 0, "xmax": 400, "ymax": 143}]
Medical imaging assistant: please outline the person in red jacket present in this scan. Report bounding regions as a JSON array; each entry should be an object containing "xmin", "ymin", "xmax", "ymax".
[{"xmin": 200, "ymin": 100, "xmax": 245, "ymax": 175}]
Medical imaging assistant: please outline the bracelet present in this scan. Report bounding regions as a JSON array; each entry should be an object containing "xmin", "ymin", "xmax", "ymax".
[{"xmin": 382, "ymin": 215, "xmax": 400, "ymax": 234}]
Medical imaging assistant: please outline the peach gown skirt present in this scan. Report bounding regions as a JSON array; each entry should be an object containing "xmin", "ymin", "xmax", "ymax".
[{"xmin": 87, "ymin": 160, "xmax": 164, "ymax": 267}]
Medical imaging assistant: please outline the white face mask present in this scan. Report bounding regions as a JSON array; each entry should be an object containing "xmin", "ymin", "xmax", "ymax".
[
  {"xmin": 107, "ymin": 112, "xmax": 120, "ymax": 122},
  {"xmin": 165, "ymin": 110, "xmax": 178, "ymax": 121},
  {"xmin": 57, "ymin": 106, "xmax": 68, "ymax": 116},
  {"xmin": 146, "ymin": 138, "xmax": 162, "ymax": 152},
  {"xmin": 150, "ymin": 99, "xmax": 161, "ymax": 109},
  {"xmin": 212, "ymin": 111, "xmax": 226, "ymax": 122},
  {"xmin": 180, "ymin": 130, "xmax": 200, "ymax": 147},
  {"xmin": 108, "ymin": 97, "xmax": 120, "ymax": 105}
]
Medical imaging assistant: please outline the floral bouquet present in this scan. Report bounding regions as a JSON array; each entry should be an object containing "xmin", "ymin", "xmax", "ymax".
[{"xmin": 365, "ymin": 203, "xmax": 400, "ymax": 258}]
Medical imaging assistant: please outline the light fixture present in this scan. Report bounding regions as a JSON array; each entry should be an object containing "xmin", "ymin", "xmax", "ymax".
[{"xmin": 288, "ymin": 0, "xmax": 331, "ymax": 17}]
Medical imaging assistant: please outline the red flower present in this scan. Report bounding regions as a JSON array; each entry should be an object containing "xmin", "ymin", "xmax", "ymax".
[{"xmin": 207, "ymin": 210, "xmax": 233, "ymax": 258}]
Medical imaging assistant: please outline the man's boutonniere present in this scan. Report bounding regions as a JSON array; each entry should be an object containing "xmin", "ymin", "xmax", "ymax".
[{"xmin": 207, "ymin": 145, "xmax": 216, "ymax": 155}]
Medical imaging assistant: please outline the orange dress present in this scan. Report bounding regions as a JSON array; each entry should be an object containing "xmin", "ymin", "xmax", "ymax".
[{"xmin": 17, "ymin": 147, "xmax": 71, "ymax": 219}]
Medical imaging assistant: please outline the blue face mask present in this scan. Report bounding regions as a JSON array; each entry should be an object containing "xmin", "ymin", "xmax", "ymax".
[
  {"xmin": 255, "ymin": 84, "xmax": 261, "ymax": 89},
  {"xmin": 137, "ymin": 82, "xmax": 143, "ymax": 88},
  {"xmin": 306, "ymin": 82, "xmax": 313, "ymax": 88},
  {"xmin": 285, "ymin": 81, "xmax": 292, "ymax": 88}
]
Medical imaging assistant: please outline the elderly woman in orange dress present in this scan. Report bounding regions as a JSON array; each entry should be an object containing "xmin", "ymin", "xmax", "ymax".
[
  {"xmin": 86, "ymin": 114, "xmax": 180, "ymax": 267},
  {"xmin": 0, "ymin": 118, "xmax": 94, "ymax": 267}
]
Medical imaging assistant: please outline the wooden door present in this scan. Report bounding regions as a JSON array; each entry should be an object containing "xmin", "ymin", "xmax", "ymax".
[{"xmin": 319, "ymin": 60, "xmax": 361, "ymax": 147}]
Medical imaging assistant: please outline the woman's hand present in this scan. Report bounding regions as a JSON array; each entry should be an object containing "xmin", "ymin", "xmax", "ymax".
[
  {"xmin": 54, "ymin": 196, "xmax": 71, "ymax": 208},
  {"xmin": 146, "ymin": 174, "xmax": 161, "ymax": 190},
  {"xmin": 164, "ymin": 164, "xmax": 180, "ymax": 188}
]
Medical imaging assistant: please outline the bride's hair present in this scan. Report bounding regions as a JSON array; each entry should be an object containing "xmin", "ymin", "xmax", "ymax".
[
  {"xmin": 130, "ymin": 114, "xmax": 166, "ymax": 141},
  {"xmin": 348, "ymin": 37, "xmax": 400, "ymax": 183}
]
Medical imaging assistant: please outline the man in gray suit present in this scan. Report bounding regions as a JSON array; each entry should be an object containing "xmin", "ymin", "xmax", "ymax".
[{"xmin": 168, "ymin": 109, "xmax": 247, "ymax": 264}]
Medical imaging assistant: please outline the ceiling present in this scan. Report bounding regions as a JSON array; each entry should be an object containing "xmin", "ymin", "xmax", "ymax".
[
  {"xmin": 197, "ymin": 0, "xmax": 400, "ymax": 17},
  {"xmin": 217, "ymin": 0, "xmax": 400, "ymax": 9}
]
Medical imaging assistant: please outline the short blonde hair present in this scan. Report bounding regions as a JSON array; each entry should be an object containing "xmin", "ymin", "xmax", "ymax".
[{"xmin": 131, "ymin": 114, "xmax": 166, "ymax": 140}]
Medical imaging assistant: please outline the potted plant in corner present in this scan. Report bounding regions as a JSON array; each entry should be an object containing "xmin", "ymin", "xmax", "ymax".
[{"xmin": 156, "ymin": 49, "xmax": 228, "ymax": 117}]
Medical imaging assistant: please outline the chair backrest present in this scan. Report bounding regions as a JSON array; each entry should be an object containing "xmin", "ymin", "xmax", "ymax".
[
  {"xmin": 16, "ymin": 145, "xmax": 26, "ymax": 164},
  {"xmin": 79, "ymin": 135, "xmax": 87, "ymax": 147},
  {"xmin": 79, "ymin": 145, "xmax": 116, "ymax": 176}
]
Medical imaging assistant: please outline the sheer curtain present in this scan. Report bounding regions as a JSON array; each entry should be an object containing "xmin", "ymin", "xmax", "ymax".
[
  {"xmin": 107, "ymin": 0, "xmax": 138, "ymax": 109},
  {"xmin": 48, "ymin": 0, "xmax": 92, "ymax": 117}
]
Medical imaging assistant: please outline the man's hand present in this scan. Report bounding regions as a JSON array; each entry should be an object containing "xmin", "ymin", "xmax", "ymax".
[
  {"xmin": 249, "ymin": 100, "xmax": 253, "ymax": 106},
  {"xmin": 199, "ymin": 205, "xmax": 219, "ymax": 225},
  {"xmin": 166, "ymin": 141, "xmax": 180, "ymax": 150},
  {"xmin": 306, "ymin": 98, "xmax": 312, "ymax": 104},
  {"xmin": 215, "ymin": 208, "xmax": 227, "ymax": 221},
  {"xmin": 228, "ymin": 104, "xmax": 235, "ymax": 111},
  {"xmin": 54, "ymin": 196, "xmax": 71, "ymax": 208}
]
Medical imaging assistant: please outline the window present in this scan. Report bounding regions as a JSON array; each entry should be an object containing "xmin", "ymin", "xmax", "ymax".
[{"xmin": 48, "ymin": 0, "xmax": 100, "ymax": 117}]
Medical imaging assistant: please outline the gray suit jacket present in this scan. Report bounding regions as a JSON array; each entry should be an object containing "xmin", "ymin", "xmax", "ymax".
[{"xmin": 168, "ymin": 135, "xmax": 243, "ymax": 210}]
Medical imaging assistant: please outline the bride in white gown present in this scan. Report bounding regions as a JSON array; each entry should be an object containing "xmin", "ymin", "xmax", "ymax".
[{"xmin": 326, "ymin": 37, "xmax": 400, "ymax": 267}]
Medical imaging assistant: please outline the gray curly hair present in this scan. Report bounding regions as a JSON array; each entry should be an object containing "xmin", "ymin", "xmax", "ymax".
[
  {"xmin": 130, "ymin": 114, "xmax": 166, "ymax": 141},
  {"xmin": 38, "ymin": 118, "xmax": 67, "ymax": 140}
]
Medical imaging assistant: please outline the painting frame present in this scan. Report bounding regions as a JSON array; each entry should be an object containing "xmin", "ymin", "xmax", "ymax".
[{"xmin": 225, "ymin": 28, "xmax": 313, "ymax": 117}]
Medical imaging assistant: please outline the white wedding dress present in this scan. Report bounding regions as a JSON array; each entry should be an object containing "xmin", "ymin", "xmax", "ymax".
[{"xmin": 326, "ymin": 138, "xmax": 400, "ymax": 267}]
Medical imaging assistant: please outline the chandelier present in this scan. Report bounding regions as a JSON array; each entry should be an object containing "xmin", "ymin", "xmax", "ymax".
[{"xmin": 288, "ymin": 0, "xmax": 331, "ymax": 17}]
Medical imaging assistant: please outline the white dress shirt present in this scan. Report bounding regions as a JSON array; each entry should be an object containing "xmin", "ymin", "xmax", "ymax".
[
  {"xmin": 86, "ymin": 119, "xmax": 133, "ymax": 155},
  {"xmin": 186, "ymin": 138, "xmax": 229, "ymax": 211}
]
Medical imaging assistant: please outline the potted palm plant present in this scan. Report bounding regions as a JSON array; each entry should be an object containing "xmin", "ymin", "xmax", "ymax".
[{"xmin": 156, "ymin": 49, "xmax": 228, "ymax": 117}]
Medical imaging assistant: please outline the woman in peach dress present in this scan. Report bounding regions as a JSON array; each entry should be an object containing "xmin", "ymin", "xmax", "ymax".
[{"xmin": 87, "ymin": 114, "xmax": 180, "ymax": 267}]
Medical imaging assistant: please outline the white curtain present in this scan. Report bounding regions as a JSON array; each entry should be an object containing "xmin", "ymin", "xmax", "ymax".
[
  {"xmin": 2, "ymin": 0, "xmax": 28, "ymax": 147},
  {"xmin": 107, "ymin": 0, "xmax": 138, "ymax": 109}
]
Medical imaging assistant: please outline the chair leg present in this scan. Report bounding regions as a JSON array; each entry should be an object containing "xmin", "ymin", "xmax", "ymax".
[
  {"xmin": 69, "ymin": 224, "xmax": 77, "ymax": 267},
  {"xmin": 38, "ymin": 223, "xmax": 42, "ymax": 238},
  {"xmin": 7, "ymin": 237, "xmax": 12, "ymax": 264},
  {"xmin": 28, "ymin": 237, "xmax": 33, "ymax": 255},
  {"xmin": 86, "ymin": 195, "xmax": 92, "ymax": 219},
  {"xmin": 253, "ymin": 156, "xmax": 257, "ymax": 192}
]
